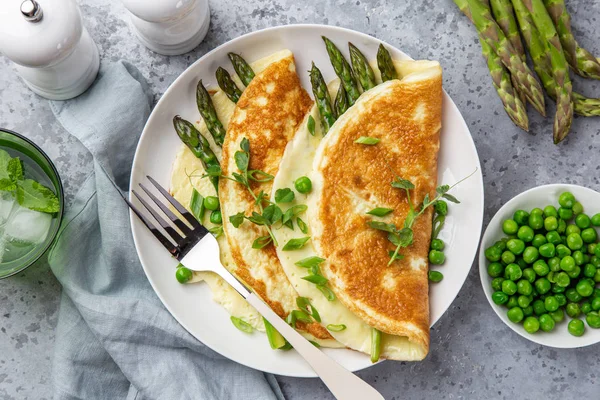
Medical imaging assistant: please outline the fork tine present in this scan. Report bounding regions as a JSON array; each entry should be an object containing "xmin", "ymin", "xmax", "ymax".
[
  {"xmin": 139, "ymin": 183, "xmax": 193, "ymax": 235},
  {"xmin": 146, "ymin": 176, "xmax": 201, "ymax": 229},
  {"xmin": 124, "ymin": 196, "xmax": 180, "ymax": 257},
  {"xmin": 132, "ymin": 190, "xmax": 185, "ymax": 244}
]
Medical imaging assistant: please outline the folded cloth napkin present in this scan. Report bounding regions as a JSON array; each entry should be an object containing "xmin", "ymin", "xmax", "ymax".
[{"xmin": 48, "ymin": 61, "xmax": 285, "ymax": 400}]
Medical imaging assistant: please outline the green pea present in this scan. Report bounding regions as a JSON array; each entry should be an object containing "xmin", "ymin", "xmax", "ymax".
[
  {"xmin": 517, "ymin": 258, "xmax": 528, "ymax": 270},
  {"xmin": 543, "ymin": 216, "xmax": 558, "ymax": 232},
  {"xmin": 596, "ymin": 246, "xmax": 600, "ymax": 258},
  {"xmin": 544, "ymin": 205, "xmax": 558, "ymax": 218},
  {"xmin": 175, "ymin": 266, "xmax": 193, "ymax": 284},
  {"xmin": 502, "ymin": 280, "xmax": 518, "ymax": 295},
  {"xmin": 566, "ymin": 303, "xmax": 581, "ymax": 318},
  {"xmin": 517, "ymin": 279, "xmax": 533, "ymax": 296},
  {"xmin": 522, "ymin": 247, "xmax": 539, "ymax": 264},
  {"xmin": 555, "ymin": 271, "xmax": 571, "ymax": 287},
  {"xmin": 532, "ymin": 299, "xmax": 545, "ymax": 316},
  {"xmin": 567, "ymin": 233, "xmax": 583, "ymax": 250},
  {"xmin": 528, "ymin": 213, "xmax": 544, "ymax": 230},
  {"xmin": 507, "ymin": 239, "xmax": 525, "ymax": 255},
  {"xmin": 567, "ymin": 266, "xmax": 581, "ymax": 279},
  {"xmin": 538, "ymin": 243, "xmax": 555, "ymax": 258},
  {"xmin": 557, "ymin": 219, "xmax": 567, "ymax": 234},
  {"xmin": 505, "ymin": 263, "xmax": 522, "ymax": 281},
  {"xmin": 294, "ymin": 176, "xmax": 312, "ymax": 194},
  {"xmin": 487, "ymin": 262, "xmax": 504, "ymax": 278},
  {"xmin": 429, "ymin": 250, "xmax": 445, "ymax": 265},
  {"xmin": 555, "ymin": 293, "xmax": 567, "ymax": 306},
  {"xmin": 534, "ymin": 278, "xmax": 551, "ymax": 294},
  {"xmin": 203, "ymin": 196, "xmax": 220, "ymax": 211},
  {"xmin": 507, "ymin": 307, "xmax": 524, "ymax": 323},
  {"xmin": 501, "ymin": 251, "xmax": 515, "ymax": 265},
  {"xmin": 572, "ymin": 202, "xmax": 584, "ymax": 215},
  {"xmin": 594, "ymin": 256, "xmax": 600, "ymax": 267},
  {"xmin": 491, "ymin": 277, "xmax": 505, "ymax": 291},
  {"xmin": 577, "ymin": 280, "xmax": 594, "ymax": 297},
  {"xmin": 558, "ymin": 207, "xmax": 573, "ymax": 220},
  {"xmin": 517, "ymin": 226, "xmax": 534, "ymax": 242},
  {"xmin": 591, "ymin": 213, "xmax": 600, "ymax": 227},
  {"xmin": 581, "ymin": 228, "xmax": 597, "ymax": 244},
  {"xmin": 513, "ymin": 210, "xmax": 530, "ymax": 226},
  {"xmin": 560, "ymin": 256, "xmax": 575, "ymax": 272},
  {"xmin": 558, "ymin": 192, "xmax": 576, "ymax": 209},
  {"xmin": 568, "ymin": 319, "xmax": 585, "ymax": 336},
  {"xmin": 566, "ymin": 224, "xmax": 581, "ymax": 236},
  {"xmin": 531, "ymin": 207, "xmax": 544, "ymax": 216},
  {"xmin": 586, "ymin": 312, "xmax": 600, "ymax": 329},
  {"xmin": 209, "ymin": 210, "xmax": 222, "ymax": 224},
  {"xmin": 506, "ymin": 295, "xmax": 519, "ymax": 308},
  {"xmin": 556, "ymin": 244, "xmax": 571, "ymax": 258},
  {"xmin": 494, "ymin": 239, "xmax": 508, "ymax": 251},
  {"xmin": 566, "ymin": 287, "xmax": 582, "ymax": 302},
  {"xmin": 492, "ymin": 291, "xmax": 509, "ymax": 305},
  {"xmin": 531, "ymin": 234, "xmax": 547, "ymax": 248},
  {"xmin": 573, "ymin": 251, "xmax": 586, "ymax": 266},
  {"xmin": 595, "ymin": 270, "xmax": 600, "ymax": 283},
  {"xmin": 484, "ymin": 246, "xmax": 502, "ymax": 262},
  {"xmin": 522, "ymin": 268, "xmax": 536, "ymax": 283},
  {"xmin": 532, "ymin": 260, "xmax": 549, "ymax": 276},
  {"xmin": 430, "ymin": 239, "xmax": 445, "ymax": 251},
  {"xmin": 593, "ymin": 288, "xmax": 600, "ymax": 299},
  {"xmin": 575, "ymin": 213, "xmax": 591, "ymax": 229},
  {"xmin": 523, "ymin": 316, "xmax": 540, "ymax": 333},
  {"xmin": 517, "ymin": 295, "xmax": 530, "ymax": 308},
  {"xmin": 544, "ymin": 296, "xmax": 559, "ymax": 312},
  {"xmin": 503, "ymin": 219, "xmax": 519, "ymax": 235},
  {"xmin": 551, "ymin": 283, "xmax": 566, "ymax": 293},
  {"xmin": 522, "ymin": 305, "xmax": 534, "ymax": 317},
  {"xmin": 428, "ymin": 270, "xmax": 443, "ymax": 282},
  {"xmin": 582, "ymin": 301, "xmax": 592, "ymax": 314},
  {"xmin": 592, "ymin": 297, "xmax": 600, "ymax": 311},
  {"xmin": 547, "ymin": 271, "xmax": 556, "ymax": 283},
  {"xmin": 548, "ymin": 257, "xmax": 561, "ymax": 272},
  {"xmin": 589, "ymin": 243, "xmax": 598, "ymax": 256},
  {"xmin": 550, "ymin": 308, "xmax": 565, "ymax": 322},
  {"xmin": 539, "ymin": 313, "xmax": 555, "ymax": 332},
  {"xmin": 546, "ymin": 231, "xmax": 562, "ymax": 245},
  {"xmin": 434, "ymin": 200, "xmax": 448, "ymax": 216}
]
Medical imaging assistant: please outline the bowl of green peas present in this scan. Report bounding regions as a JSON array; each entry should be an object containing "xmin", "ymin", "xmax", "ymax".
[{"xmin": 479, "ymin": 184, "xmax": 600, "ymax": 348}]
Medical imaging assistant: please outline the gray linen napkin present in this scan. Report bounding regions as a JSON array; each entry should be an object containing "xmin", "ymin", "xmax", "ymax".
[{"xmin": 48, "ymin": 61, "xmax": 285, "ymax": 400}]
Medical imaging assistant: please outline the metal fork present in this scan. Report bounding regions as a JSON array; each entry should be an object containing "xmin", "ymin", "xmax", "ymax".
[{"xmin": 125, "ymin": 176, "xmax": 384, "ymax": 400}]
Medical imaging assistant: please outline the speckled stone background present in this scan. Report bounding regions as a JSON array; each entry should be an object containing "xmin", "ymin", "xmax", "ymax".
[{"xmin": 1, "ymin": 0, "xmax": 600, "ymax": 399}]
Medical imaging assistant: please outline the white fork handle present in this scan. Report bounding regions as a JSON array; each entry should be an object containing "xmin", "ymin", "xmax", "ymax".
[{"xmin": 245, "ymin": 293, "xmax": 385, "ymax": 400}]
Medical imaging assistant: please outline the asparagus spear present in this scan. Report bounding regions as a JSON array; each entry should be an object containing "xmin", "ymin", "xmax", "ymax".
[
  {"xmin": 334, "ymin": 83, "xmax": 349, "ymax": 117},
  {"xmin": 377, "ymin": 44, "xmax": 399, "ymax": 82},
  {"xmin": 228, "ymin": 52, "xmax": 255, "ymax": 86},
  {"xmin": 455, "ymin": 0, "xmax": 546, "ymax": 116},
  {"xmin": 521, "ymin": 0, "xmax": 573, "ymax": 143},
  {"xmin": 348, "ymin": 43, "xmax": 377, "ymax": 91},
  {"xmin": 322, "ymin": 36, "xmax": 361, "ymax": 106},
  {"xmin": 309, "ymin": 63, "xmax": 337, "ymax": 134},
  {"xmin": 543, "ymin": 0, "xmax": 600, "ymax": 80},
  {"xmin": 512, "ymin": 0, "xmax": 600, "ymax": 117},
  {"xmin": 216, "ymin": 67, "xmax": 243, "ymax": 103},
  {"xmin": 173, "ymin": 116, "xmax": 220, "ymax": 192},
  {"xmin": 480, "ymin": 34, "xmax": 529, "ymax": 131},
  {"xmin": 196, "ymin": 80, "xmax": 227, "ymax": 148}
]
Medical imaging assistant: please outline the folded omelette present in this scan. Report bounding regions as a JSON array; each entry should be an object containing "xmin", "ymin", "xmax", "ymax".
[{"xmin": 273, "ymin": 59, "xmax": 442, "ymax": 360}]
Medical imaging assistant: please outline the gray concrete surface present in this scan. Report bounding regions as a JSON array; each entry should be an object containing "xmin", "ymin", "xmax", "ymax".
[{"xmin": 1, "ymin": 0, "xmax": 600, "ymax": 399}]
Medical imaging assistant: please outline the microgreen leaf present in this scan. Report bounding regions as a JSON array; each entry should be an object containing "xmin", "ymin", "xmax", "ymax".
[
  {"xmin": 367, "ymin": 221, "xmax": 397, "ymax": 233},
  {"xmin": 229, "ymin": 211, "xmax": 245, "ymax": 228},
  {"xmin": 442, "ymin": 193, "xmax": 460, "ymax": 203},
  {"xmin": 354, "ymin": 136, "xmax": 380, "ymax": 145},
  {"xmin": 397, "ymin": 228, "xmax": 414, "ymax": 247},
  {"xmin": 404, "ymin": 209, "xmax": 416, "ymax": 228},
  {"xmin": 247, "ymin": 212, "xmax": 268, "ymax": 226},
  {"xmin": 275, "ymin": 188, "xmax": 295, "ymax": 203},
  {"xmin": 209, "ymin": 225, "xmax": 223, "ymax": 238},
  {"xmin": 391, "ymin": 178, "xmax": 415, "ymax": 190},
  {"xmin": 307, "ymin": 115, "xmax": 316, "ymax": 136},
  {"xmin": 282, "ymin": 205, "xmax": 307, "ymax": 225},
  {"xmin": 240, "ymin": 137, "xmax": 250, "ymax": 153},
  {"xmin": 388, "ymin": 251, "xmax": 405, "ymax": 261},
  {"xmin": 262, "ymin": 204, "xmax": 283, "ymax": 225},
  {"xmin": 282, "ymin": 236, "xmax": 311, "ymax": 251},
  {"xmin": 295, "ymin": 256, "xmax": 325, "ymax": 268},
  {"xmin": 436, "ymin": 184, "xmax": 450, "ymax": 194},
  {"xmin": 366, "ymin": 207, "xmax": 393, "ymax": 217},
  {"xmin": 297, "ymin": 217, "xmax": 308, "ymax": 234},
  {"xmin": 232, "ymin": 172, "xmax": 248, "ymax": 186},
  {"xmin": 202, "ymin": 164, "xmax": 222, "ymax": 177},
  {"xmin": 235, "ymin": 151, "xmax": 249, "ymax": 172},
  {"xmin": 252, "ymin": 235, "xmax": 272, "ymax": 249}
]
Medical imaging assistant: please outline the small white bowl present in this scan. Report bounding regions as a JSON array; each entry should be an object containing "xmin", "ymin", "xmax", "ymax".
[{"xmin": 479, "ymin": 183, "xmax": 600, "ymax": 348}]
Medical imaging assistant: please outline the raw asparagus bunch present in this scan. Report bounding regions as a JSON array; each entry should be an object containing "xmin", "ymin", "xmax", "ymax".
[
  {"xmin": 542, "ymin": 0, "xmax": 600, "ymax": 80},
  {"xmin": 349, "ymin": 42, "xmax": 377, "ymax": 91},
  {"xmin": 377, "ymin": 44, "xmax": 399, "ymax": 82},
  {"xmin": 228, "ymin": 52, "xmax": 255, "ymax": 86},
  {"xmin": 521, "ymin": 0, "xmax": 573, "ymax": 144},
  {"xmin": 309, "ymin": 62, "xmax": 337, "ymax": 133},
  {"xmin": 322, "ymin": 36, "xmax": 361, "ymax": 106},
  {"xmin": 173, "ymin": 116, "xmax": 220, "ymax": 192},
  {"xmin": 196, "ymin": 81, "xmax": 227, "ymax": 147},
  {"xmin": 216, "ymin": 67, "xmax": 243, "ymax": 103}
]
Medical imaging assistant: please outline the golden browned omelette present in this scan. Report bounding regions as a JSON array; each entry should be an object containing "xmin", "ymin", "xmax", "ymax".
[
  {"xmin": 219, "ymin": 52, "xmax": 331, "ymax": 339},
  {"xmin": 308, "ymin": 62, "xmax": 443, "ymax": 355}
]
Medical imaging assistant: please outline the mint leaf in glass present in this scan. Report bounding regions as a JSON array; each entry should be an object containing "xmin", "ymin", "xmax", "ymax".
[
  {"xmin": 16, "ymin": 179, "xmax": 60, "ymax": 214},
  {"xmin": 0, "ymin": 149, "xmax": 15, "ymax": 191}
]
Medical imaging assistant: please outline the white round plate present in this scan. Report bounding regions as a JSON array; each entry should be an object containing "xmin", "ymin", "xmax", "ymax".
[
  {"xmin": 479, "ymin": 184, "xmax": 600, "ymax": 348},
  {"xmin": 130, "ymin": 24, "xmax": 484, "ymax": 377}
]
